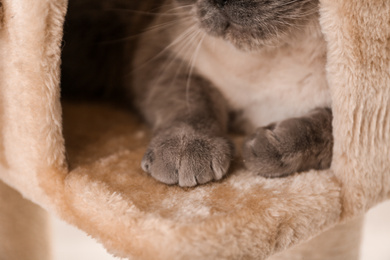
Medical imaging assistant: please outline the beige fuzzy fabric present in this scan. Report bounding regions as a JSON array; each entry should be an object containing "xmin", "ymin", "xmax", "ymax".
[{"xmin": 0, "ymin": 0, "xmax": 389, "ymax": 259}]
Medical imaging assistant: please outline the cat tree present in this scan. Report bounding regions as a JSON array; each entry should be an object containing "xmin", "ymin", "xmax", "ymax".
[{"xmin": 0, "ymin": 0, "xmax": 389, "ymax": 259}]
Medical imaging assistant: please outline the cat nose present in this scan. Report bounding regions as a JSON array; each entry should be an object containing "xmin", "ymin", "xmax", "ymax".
[{"xmin": 213, "ymin": 0, "xmax": 228, "ymax": 8}]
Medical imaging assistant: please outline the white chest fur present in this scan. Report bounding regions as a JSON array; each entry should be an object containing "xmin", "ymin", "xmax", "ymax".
[{"xmin": 191, "ymin": 31, "xmax": 331, "ymax": 128}]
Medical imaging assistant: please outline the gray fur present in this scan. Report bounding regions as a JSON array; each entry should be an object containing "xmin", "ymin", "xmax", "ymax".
[
  {"xmin": 135, "ymin": 57, "xmax": 234, "ymax": 186},
  {"xmin": 131, "ymin": 0, "xmax": 332, "ymax": 186},
  {"xmin": 195, "ymin": 0, "xmax": 319, "ymax": 50},
  {"xmin": 243, "ymin": 108, "xmax": 333, "ymax": 178}
]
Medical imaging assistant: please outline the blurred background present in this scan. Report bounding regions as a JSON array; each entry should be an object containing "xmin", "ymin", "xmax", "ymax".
[{"xmin": 51, "ymin": 200, "xmax": 390, "ymax": 260}]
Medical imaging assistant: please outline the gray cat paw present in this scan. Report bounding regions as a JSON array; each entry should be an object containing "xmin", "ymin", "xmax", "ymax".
[
  {"xmin": 141, "ymin": 127, "xmax": 233, "ymax": 187},
  {"xmin": 242, "ymin": 114, "xmax": 333, "ymax": 177},
  {"xmin": 242, "ymin": 125, "xmax": 293, "ymax": 178}
]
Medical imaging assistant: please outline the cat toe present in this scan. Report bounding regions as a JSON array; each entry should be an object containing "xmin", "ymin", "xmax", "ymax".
[{"xmin": 141, "ymin": 149, "xmax": 154, "ymax": 173}]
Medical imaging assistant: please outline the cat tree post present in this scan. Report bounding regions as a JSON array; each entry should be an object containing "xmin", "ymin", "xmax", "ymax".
[{"xmin": 0, "ymin": 181, "xmax": 51, "ymax": 260}]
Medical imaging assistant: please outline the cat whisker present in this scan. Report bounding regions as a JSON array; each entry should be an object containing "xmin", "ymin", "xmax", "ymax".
[
  {"xmin": 131, "ymin": 23, "xmax": 198, "ymax": 74},
  {"xmin": 164, "ymin": 4, "xmax": 194, "ymax": 13},
  {"xmin": 278, "ymin": 0, "xmax": 302, "ymax": 7},
  {"xmin": 115, "ymin": 2, "xmax": 193, "ymax": 15},
  {"xmin": 283, "ymin": 8, "xmax": 319, "ymax": 19},
  {"xmin": 158, "ymin": 27, "xmax": 202, "ymax": 85},
  {"xmin": 185, "ymin": 32, "xmax": 205, "ymax": 108},
  {"xmin": 161, "ymin": 33, "xmax": 202, "ymax": 94},
  {"xmin": 66, "ymin": 6, "xmax": 191, "ymax": 18},
  {"xmin": 99, "ymin": 17, "xmax": 193, "ymax": 45},
  {"xmin": 146, "ymin": 17, "xmax": 192, "ymax": 33},
  {"xmin": 103, "ymin": 8, "xmax": 188, "ymax": 17}
]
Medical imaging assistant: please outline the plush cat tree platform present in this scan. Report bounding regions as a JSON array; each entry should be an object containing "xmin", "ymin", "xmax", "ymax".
[{"xmin": 0, "ymin": 0, "xmax": 389, "ymax": 259}]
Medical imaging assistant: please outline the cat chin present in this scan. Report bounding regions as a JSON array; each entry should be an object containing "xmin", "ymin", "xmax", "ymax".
[
  {"xmin": 225, "ymin": 37, "xmax": 287, "ymax": 53},
  {"xmin": 198, "ymin": 24, "xmax": 289, "ymax": 53},
  {"xmin": 223, "ymin": 31, "xmax": 291, "ymax": 53},
  {"xmin": 222, "ymin": 20, "xmax": 322, "ymax": 52}
]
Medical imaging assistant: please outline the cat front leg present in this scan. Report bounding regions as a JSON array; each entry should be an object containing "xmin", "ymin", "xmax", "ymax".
[
  {"xmin": 242, "ymin": 108, "xmax": 333, "ymax": 177},
  {"xmin": 133, "ymin": 60, "xmax": 233, "ymax": 187}
]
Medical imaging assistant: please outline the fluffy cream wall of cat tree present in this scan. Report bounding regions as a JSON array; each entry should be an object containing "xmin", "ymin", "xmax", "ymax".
[{"xmin": 0, "ymin": 0, "xmax": 389, "ymax": 260}]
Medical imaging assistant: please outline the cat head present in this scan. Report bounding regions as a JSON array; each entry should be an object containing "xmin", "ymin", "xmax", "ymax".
[{"xmin": 173, "ymin": 0, "xmax": 319, "ymax": 50}]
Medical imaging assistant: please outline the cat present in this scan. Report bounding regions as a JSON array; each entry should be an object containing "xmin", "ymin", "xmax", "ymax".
[{"xmin": 130, "ymin": 0, "xmax": 333, "ymax": 187}]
